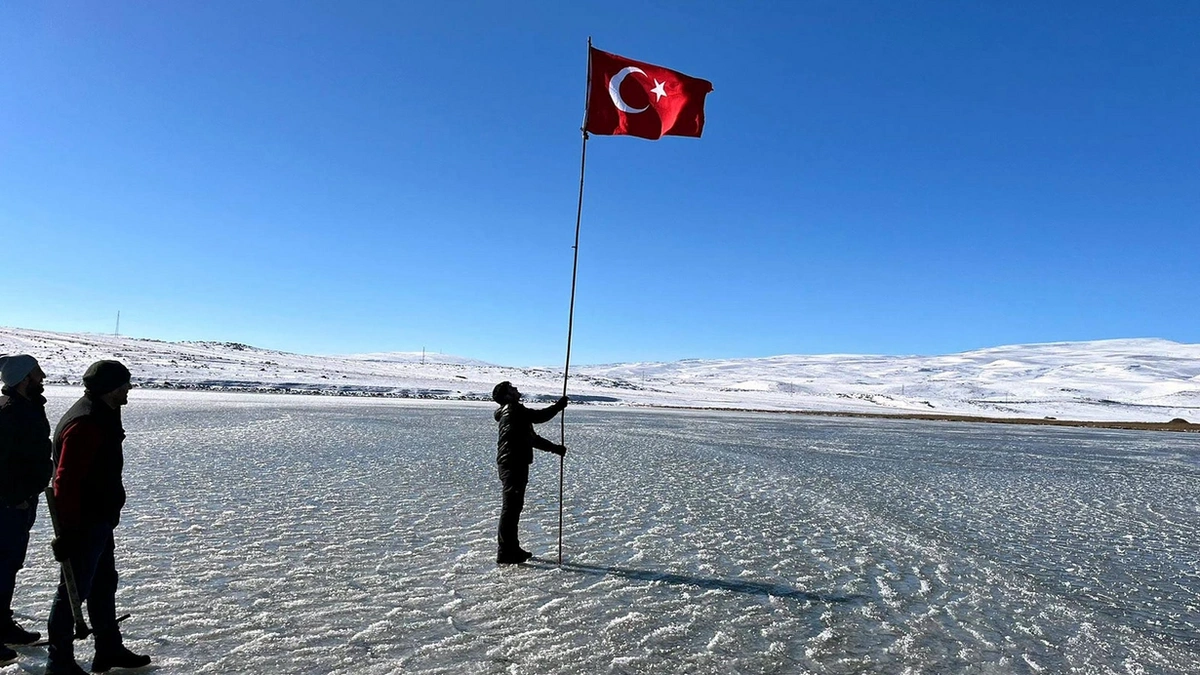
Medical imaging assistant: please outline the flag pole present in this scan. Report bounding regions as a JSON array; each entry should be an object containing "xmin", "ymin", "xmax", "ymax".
[{"xmin": 559, "ymin": 37, "xmax": 592, "ymax": 567}]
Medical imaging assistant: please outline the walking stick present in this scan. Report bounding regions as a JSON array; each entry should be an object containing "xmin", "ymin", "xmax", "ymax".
[{"xmin": 43, "ymin": 487, "xmax": 90, "ymax": 640}]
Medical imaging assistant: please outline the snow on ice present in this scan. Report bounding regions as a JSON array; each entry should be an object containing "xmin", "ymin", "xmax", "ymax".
[{"xmin": 0, "ymin": 390, "xmax": 1196, "ymax": 674}]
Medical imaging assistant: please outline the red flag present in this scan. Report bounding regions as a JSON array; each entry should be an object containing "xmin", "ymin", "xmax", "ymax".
[{"xmin": 585, "ymin": 47, "xmax": 713, "ymax": 140}]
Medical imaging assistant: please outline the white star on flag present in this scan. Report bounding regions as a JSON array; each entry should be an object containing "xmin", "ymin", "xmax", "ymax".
[{"xmin": 650, "ymin": 79, "xmax": 667, "ymax": 102}]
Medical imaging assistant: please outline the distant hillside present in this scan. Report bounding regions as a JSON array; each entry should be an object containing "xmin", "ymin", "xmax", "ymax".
[{"xmin": 3, "ymin": 327, "xmax": 1199, "ymax": 423}]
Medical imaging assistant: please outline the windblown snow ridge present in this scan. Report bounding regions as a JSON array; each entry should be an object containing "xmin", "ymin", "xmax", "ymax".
[{"xmin": 2, "ymin": 327, "xmax": 1198, "ymax": 423}]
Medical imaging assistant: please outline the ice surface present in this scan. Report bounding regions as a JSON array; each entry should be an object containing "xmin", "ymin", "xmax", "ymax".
[{"xmin": 3, "ymin": 390, "xmax": 1198, "ymax": 674}]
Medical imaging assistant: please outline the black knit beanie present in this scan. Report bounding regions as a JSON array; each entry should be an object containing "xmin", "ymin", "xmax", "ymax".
[
  {"xmin": 491, "ymin": 381, "xmax": 512, "ymax": 404},
  {"xmin": 83, "ymin": 360, "xmax": 131, "ymax": 395}
]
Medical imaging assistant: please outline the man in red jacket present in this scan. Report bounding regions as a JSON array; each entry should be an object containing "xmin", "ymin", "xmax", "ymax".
[{"xmin": 45, "ymin": 361, "xmax": 149, "ymax": 675}]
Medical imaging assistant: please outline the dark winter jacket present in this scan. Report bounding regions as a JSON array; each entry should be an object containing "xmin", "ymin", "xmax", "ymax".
[
  {"xmin": 52, "ymin": 394, "xmax": 128, "ymax": 531},
  {"xmin": 494, "ymin": 398, "xmax": 567, "ymax": 467},
  {"xmin": 0, "ymin": 388, "xmax": 54, "ymax": 507}
]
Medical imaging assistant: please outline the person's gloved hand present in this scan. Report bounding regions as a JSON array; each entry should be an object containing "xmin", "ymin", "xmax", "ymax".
[
  {"xmin": 552, "ymin": 444, "xmax": 567, "ymax": 457},
  {"xmin": 51, "ymin": 534, "xmax": 79, "ymax": 563},
  {"xmin": 557, "ymin": 395, "xmax": 569, "ymax": 408}
]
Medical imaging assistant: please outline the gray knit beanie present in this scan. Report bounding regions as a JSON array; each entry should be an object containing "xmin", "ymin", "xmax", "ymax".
[{"xmin": 0, "ymin": 354, "xmax": 39, "ymax": 388}]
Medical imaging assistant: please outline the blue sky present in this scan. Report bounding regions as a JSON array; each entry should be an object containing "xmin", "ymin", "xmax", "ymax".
[{"xmin": 2, "ymin": 2, "xmax": 1197, "ymax": 366}]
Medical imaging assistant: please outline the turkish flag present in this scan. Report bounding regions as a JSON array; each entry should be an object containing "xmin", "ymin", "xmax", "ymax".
[{"xmin": 585, "ymin": 47, "xmax": 713, "ymax": 140}]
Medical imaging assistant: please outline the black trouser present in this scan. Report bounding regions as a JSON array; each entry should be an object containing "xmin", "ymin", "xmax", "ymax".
[
  {"xmin": 47, "ymin": 524, "xmax": 123, "ymax": 662},
  {"xmin": 0, "ymin": 500, "xmax": 36, "ymax": 621},
  {"xmin": 497, "ymin": 463, "xmax": 529, "ymax": 554}
]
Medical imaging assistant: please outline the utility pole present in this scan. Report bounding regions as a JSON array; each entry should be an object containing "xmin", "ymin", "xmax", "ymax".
[
  {"xmin": 114, "ymin": 311, "xmax": 120, "ymax": 336},
  {"xmin": 422, "ymin": 347, "xmax": 425, "ymax": 365}
]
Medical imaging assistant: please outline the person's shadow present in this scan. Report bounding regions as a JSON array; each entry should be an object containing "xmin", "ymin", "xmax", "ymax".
[{"xmin": 524, "ymin": 558, "xmax": 863, "ymax": 604}]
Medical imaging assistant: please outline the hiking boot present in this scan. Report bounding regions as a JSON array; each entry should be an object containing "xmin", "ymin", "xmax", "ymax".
[
  {"xmin": 91, "ymin": 645, "xmax": 151, "ymax": 672},
  {"xmin": 0, "ymin": 618, "xmax": 40, "ymax": 644},
  {"xmin": 496, "ymin": 548, "xmax": 534, "ymax": 565},
  {"xmin": 46, "ymin": 644, "xmax": 88, "ymax": 674},
  {"xmin": 45, "ymin": 657, "xmax": 89, "ymax": 675},
  {"xmin": 0, "ymin": 644, "xmax": 17, "ymax": 666}
]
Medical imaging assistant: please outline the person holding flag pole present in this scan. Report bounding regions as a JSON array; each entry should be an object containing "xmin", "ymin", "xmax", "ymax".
[
  {"xmin": 551, "ymin": 39, "xmax": 713, "ymax": 565},
  {"xmin": 491, "ymin": 382, "xmax": 568, "ymax": 565}
]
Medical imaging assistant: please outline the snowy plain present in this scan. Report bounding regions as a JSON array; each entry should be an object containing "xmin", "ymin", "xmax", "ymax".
[
  {"xmin": 2, "ymin": 389, "xmax": 1198, "ymax": 674},
  {"xmin": 3, "ymin": 327, "xmax": 1200, "ymax": 423}
]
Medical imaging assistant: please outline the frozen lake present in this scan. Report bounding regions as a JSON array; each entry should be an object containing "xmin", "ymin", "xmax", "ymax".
[{"xmin": 6, "ymin": 390, "xmax": 1199, "ymax": 674}]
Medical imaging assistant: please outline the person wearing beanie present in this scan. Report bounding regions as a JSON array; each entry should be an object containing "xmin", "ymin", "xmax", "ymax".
[
  {"xmin": 45, "ymin": 361, "xmax": 149, "ymax": 675},
  {"xmin": 491, "ymin": 381, "xmax": 569, "ymax": 564},
  {"xmin": 1, "ymin": 355, "xmax": 41, "ymax": 390},
  {"xmin": 0, "ymin": 355, "xmax": 53, "ymax": 665}
]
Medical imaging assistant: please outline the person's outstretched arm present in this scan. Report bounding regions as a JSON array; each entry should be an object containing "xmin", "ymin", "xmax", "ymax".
[
  {"xmin": 531, "ymin": 431, "xmax": 566, "ymax": 456},
  {"xmin": 527, "ymin": 396, "xmax": 569, "ymax": 425}
]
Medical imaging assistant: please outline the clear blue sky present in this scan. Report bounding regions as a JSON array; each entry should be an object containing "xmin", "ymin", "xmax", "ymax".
[{"xmin": 3, "ymin": 2, "xmax": 1197, "ymax": 366}]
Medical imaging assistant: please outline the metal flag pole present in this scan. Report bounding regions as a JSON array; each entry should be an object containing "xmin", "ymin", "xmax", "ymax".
[{"xmin": 559, "ymin": 37, "xmax": 593, "ymax": 567}]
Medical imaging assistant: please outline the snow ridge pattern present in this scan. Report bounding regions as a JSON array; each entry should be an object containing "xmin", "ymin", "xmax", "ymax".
[{"xmin": 2, "ymin": 327, "xmax": 1199, "ymax": 422}]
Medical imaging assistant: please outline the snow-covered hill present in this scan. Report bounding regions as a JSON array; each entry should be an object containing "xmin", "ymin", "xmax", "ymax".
[{"xmin": 3, "ymin": 327, "xmax": 1199, "ymax": 422}]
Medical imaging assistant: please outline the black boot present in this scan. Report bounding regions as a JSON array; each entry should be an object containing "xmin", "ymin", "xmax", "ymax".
[
  {"xmin": 46, "ymin": 645, "xmax": 88, "ymax": 675},
  {"xmin": 91, "ymin": 644, "xmax": 151, "ymax": 672},
  {"xmin": 46, "ymin": 659, "xmax": 89, "ymax": 675},
  {"xmin": 0, "ymin": 617, "xmax": 40, "ymax": 644},
  {"xmin": 496, "ymin": 548, "xmax": 534, "ymax": 565},
  {"xmin": 0, "ymin": 644, "xmax": 17, "ymax": 666}
]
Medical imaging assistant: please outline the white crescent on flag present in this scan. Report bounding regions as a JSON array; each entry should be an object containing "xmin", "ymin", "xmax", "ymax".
[{"xmin": 607, "ymin": 66, "xmax": 649, "ymax": 114}]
